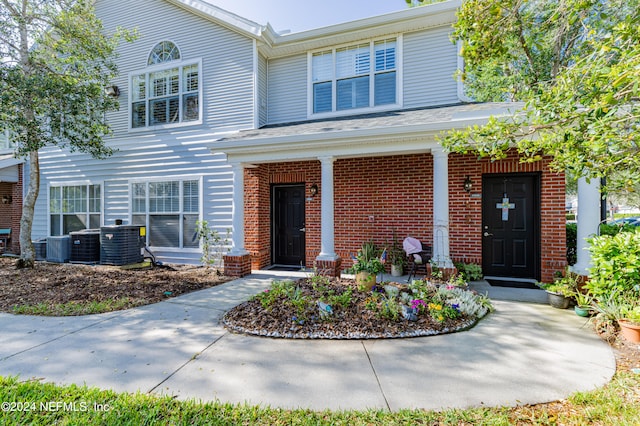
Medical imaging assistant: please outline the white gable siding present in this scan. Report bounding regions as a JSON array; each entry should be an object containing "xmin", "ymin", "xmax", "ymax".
[
  {"xmin": 258, "ymin": 54, "xmax": 268, "ymax": 127},
  {"xmin": 267, "ymin": 54, "xmax": 308, "ymax": 125},
  {"xmin": 96, "ymin": 0, "xmax": 256, "ymax": 136},
  {"xmin": 28, "ymin": 0, "xmax": 258, "ymax": 264},
  {"xmin": 403, "ymin": 26, "xmax": 459, "ymax": 108}
]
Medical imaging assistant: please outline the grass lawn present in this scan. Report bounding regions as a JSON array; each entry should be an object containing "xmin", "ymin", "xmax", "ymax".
[{"xmin": 1, "ymin": 372, "xmax": 639, "ymax": 425}]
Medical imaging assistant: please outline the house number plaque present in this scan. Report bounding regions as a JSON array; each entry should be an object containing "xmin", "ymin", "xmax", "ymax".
[{"xmin": 496, "ymin": 194, "xmax": 516, "ymax": 221}]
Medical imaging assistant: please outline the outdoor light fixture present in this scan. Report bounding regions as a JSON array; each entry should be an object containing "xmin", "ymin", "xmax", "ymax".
[
  {"xmin": 105, "ymin": 85, "xmax": 120, "ymax": 98},
  {"xmin": 309, "ymin": 183, "xmax": 318, "ymax": 197},
  {"xmin": 463, "ymin": 175, "xmax": 473, "ymax": 193},
  {"xmin": 2, "ymin": 195, "xmax": 12, "ymax": 204}
]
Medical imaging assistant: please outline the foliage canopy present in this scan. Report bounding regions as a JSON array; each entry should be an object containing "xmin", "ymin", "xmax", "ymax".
[{"xmin": 439, "ymin": 0, "xmax": 640, "ymax": 191}]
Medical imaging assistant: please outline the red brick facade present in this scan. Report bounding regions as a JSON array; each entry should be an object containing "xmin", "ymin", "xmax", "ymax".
[
  {"xmin": 242, "ymin": 152, "xmax": 566, "ymax": 283},
  {"xmin": 0, "ymin": 163, "xmax": 23, "ymax": 254}
]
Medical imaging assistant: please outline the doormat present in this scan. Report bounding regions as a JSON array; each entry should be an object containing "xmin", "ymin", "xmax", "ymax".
[
  {"xmin": 267, "ymin": 266, "xmax": 305, "ymax": 272},
  {"xmin": 485, "ymin": 279, "xmax": 540, "ymax": 290}
]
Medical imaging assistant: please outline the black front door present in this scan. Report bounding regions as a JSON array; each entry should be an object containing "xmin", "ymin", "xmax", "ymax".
[
  {"xmin": 482, "ymin": 174, "xmax": 540, "ymax": 280},
  {"xmin": 272, "ymin": 184, "xmax": 306, "ymax": 266}
]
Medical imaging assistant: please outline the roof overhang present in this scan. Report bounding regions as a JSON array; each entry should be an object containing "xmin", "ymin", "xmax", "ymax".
[
  {"xmin": 0, "ymin": 155, "xmax": 23, "ymax": 183},
  {"xmin": 166, "ymin": 0, "xmax": 462, "ymax": 59},
  {"xmin": 259, "ymin": 0, "xmax": 461, "ymax": 58},
  {"xmin": 215, "ymin": 103, "xmax": 523, "ymax": 165}
]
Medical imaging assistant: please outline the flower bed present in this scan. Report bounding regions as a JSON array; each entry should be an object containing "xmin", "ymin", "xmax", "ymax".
[{"xmin": 222, "ymin": 275, "xmax": 493, "ymax": 339}]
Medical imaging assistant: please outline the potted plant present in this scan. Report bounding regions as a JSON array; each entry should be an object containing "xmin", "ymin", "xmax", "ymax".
[
  {"xmin": 387, "ymin": 233, "xmax": 406, "ymax": 277},
  {"xmin": 573, "ymin": 291, "xmax": 592, "ymax": 317},
  {"xmin": 537, "ymin": 270, "xmax": 579, "ymax": 309},
  {"xmin": 618, "ymin": 304, "xmax": 640, "ymax": 343},
  {"xmin": 348, "ymin": 241, "xmax": 385, "ymax": 290}
]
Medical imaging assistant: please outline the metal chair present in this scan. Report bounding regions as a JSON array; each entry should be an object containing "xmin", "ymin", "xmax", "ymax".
[{"xmin": 403, "ymin": 237, "xmax": 432, "ymax": 282}]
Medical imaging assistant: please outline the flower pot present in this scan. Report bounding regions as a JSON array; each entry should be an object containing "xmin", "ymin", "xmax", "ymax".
[
  {"xmin": 355, "ymin": 271, "xmax": 376, "ymax": 291},
  {"xmin": 618, "ymin": 319, "xmax": 640, "ymax": 343},
  {"xmin": 574, "ymin": 305, "xmax": 590, "ymax": 317},
  {"xmin": 546, "ymin": 291, "xmax": 570, "ymax": 309},
  {"xmin": 391, "ymin": 264, "xmax": 403, "ymax": 277}
]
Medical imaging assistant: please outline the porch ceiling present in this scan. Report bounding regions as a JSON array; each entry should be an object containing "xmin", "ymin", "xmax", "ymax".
[{"xmin": 215, "ymin": 102, "xmax": 522, "ymax": 164}]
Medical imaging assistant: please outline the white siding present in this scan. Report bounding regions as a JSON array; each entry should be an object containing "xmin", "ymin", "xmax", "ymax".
[
  {"xmin": 97, "ymin": 0, "xmax": 256, "ymax": 135},
  {"xmin": 258, "ymin": 54, "xmax": 268, "ymax": 127},
  {"xmin": 267, "ymin": 54, "xmax": 308, "ymax": 125},
  {"xmin": 29, "ymin": 0, "xmax": 254, "ymax": 264},
  {"xmin": 403, "ymin": 26, "xmax": 460, "ymax": 108}
]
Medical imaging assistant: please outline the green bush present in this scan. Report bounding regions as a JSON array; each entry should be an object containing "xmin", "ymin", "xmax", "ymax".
[{"xmin": 586, "ymin": 232, "xmax": 640, "ymax": 303}]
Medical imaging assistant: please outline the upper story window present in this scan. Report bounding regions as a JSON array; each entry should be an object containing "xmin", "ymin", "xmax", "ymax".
[
  {"xmin": 148, "ymin": 41, "xmax": 180, "ymax": 65},
  {"xmin": 0, "ymin": 129, "xmax": 14, "ymax": 153},
  {"xmin": 130, "ymin": 41, "xmax": 202, "ymax": 130},
  {"xmin": 311, "ymin": 38, "xmax": 398, "ymax": 115}
]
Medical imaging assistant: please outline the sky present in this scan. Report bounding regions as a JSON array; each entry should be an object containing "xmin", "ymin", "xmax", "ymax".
[{"xmin": 206, "ymin": 0, "xmax": 412, "ymax": 34}]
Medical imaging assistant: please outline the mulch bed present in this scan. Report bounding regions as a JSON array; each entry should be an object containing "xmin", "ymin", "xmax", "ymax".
[{"xmin": 223, "ymin": 277, "xmax": 483, "ymax": 339}]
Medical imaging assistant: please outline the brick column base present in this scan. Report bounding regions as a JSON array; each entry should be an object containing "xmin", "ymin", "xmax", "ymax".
[
  {"xmin": 426, "ymin": 264, "xmax": 458, "ymax": 281},
  {"xmin": 314, "ymin": 257, "xmax": 342, "ymax": 278},
  {"xmin": 224, "ymin": 254, "xmax": 252, "ymax": 277}
]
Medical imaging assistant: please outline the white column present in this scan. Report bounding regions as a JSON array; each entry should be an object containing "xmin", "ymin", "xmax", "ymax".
[
  {"xmin": 573, "ymin": 177, "xmax": 601, "ymax": 275},
  {"xmin": 229, "ymin": 162, "xmax": 249, "ymax": 255},
  {"xmin": 432, "ymin": 147, "xmax": 454, "ymax": 268},
  {"xmin": 317, "ymin": 156, "xmax": 338, "ymax": 260}
]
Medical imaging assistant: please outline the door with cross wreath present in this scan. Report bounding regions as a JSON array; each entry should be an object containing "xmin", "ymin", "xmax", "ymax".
[{"xmin": 481, "ymin": 174, "xmax": 540, "ymax": 279}]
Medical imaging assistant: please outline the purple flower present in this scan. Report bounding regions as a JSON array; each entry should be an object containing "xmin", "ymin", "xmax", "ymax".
[{"xmin": 411, "ymin": 299, "xmax": 427, "ymax": 309}]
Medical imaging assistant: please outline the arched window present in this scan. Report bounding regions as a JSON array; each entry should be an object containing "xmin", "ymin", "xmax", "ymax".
[
  {"xmin": 130, "ymin": 42, "xmax": 201, "ymax": 129},
  {"xmin": 148, "ymin": 41, "xmax": 181, "ymax": 65}
]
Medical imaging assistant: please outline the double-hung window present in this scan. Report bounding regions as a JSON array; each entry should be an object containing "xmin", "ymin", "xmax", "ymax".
[
  {"xmin": 130, "ymin": 41, "xmax": 201, "ymax": 129},
  {"xmin": 131, "ymin": 179, "xmax": 200, "ymax": 249},
  {"xmin": 50, "ymin": 184, "xmax": 101, "ymax": 236},
  {"xmin": 311, "ymin": 38, "xmax": 398, "ymax": 115},
  {"xmin": 0, "ymin": 128, "xmax": 14, "ymax": 152}
]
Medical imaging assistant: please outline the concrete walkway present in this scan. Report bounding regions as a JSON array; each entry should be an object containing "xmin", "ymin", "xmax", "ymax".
[{"xmin": 0, "ymin": 272, "xmax": 615, "ymax": 411}]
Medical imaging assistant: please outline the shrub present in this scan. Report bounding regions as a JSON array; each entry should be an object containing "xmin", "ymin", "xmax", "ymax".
[{"xmin": 586, "ymin": 232, "xmax": 640, "ymax": 304}]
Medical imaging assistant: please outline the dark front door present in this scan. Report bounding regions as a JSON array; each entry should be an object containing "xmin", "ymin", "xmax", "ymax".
[
  {"xmin": 482, "ymin": 174, "xmax": 540, "ymax": 280},
  {"xmin": 272, "ymin": 184, "xmax": 306, "ymax": 266}
]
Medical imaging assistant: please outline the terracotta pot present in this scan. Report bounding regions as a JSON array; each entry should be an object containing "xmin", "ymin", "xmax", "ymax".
[
  {"xmin": 618, "ymin": 319, "xmax": 640, "ymax": 343},
  {"xmin": 546, "ymin": 291, "xmax": 570, "ymax": 309},
  {"xmin": 355, "ymin": 271, "xmax": 376, "ymax": 290}
]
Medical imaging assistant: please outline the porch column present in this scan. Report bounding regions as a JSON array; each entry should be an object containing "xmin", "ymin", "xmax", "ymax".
[
  {"xmin": 432, "ymin": 147, "xmax": 454, "ymax": 269},
  {"xmin": 573, "ymin": 176, "xmax": 601, "ymax": 276},
  {"xmin": 317, "ymin": 156, "xmax": 338, "ymax": 260},
  {"xmin": 224, "ymin": 162, "xmax": 251, "ymax": 277}
]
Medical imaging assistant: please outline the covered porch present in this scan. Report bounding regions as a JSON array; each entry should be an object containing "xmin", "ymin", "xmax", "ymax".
[{"xmin": 215, "ymin": 103, "xmax": 592, "ymax": 283}]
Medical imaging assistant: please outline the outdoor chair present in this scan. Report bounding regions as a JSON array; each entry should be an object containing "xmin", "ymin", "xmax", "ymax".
[{"xmin": 403, "ymin": 237, "xmax": 432, "ymax": 282}]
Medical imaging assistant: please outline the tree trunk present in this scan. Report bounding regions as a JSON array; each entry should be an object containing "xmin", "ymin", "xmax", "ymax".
[{"xmin": 18, "ymin": 151, "xmax": 40, "ymax": 268}]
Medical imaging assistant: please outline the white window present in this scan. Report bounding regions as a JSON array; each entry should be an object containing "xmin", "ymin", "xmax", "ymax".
[
  {"xmin": 130, "ymin": 41, "xmax": 201, "ymax": 130},
  {"xmin": 311, "ymin": 38, "xmax": 398, "ymax": 115},
  {"xmin": 50, "ymin": 184, "xmax": 101, "ymax": 236},
  {"xmin": 0, "ymin": 128, "xmax": 14, "ymax": 152},
  {"xmin": 131, "ymin": 179, "xmax": 200, "ymax": 249}
]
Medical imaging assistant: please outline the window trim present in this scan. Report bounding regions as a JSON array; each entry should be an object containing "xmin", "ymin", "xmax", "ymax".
[
  {"xmin": 48, "ymin": 181, "xmax": 104, "ymax": 236},
  {"xmin": 128, "ymin": 176, "xmax": 203, "ymax": 251},
  {"xmin": 128, "ymin": 57, "xmax": 203, "ymax": 132},
  {"xmin": 307, "ymin": 35, "xmax": 403, "ymax": 119},
  {"xmin": 0, "ymin": 128, "xmax": 14, "ymax": 153}
]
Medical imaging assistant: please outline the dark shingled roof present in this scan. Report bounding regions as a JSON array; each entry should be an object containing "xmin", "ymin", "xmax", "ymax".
[{"xmin": 220, "ymin": 102, "xmax": 519, "ymax": 141}]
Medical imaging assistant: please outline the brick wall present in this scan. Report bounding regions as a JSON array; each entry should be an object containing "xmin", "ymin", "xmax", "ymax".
[
  {"xmin": 0, "ymin": 163, "xmax": 23, "ymax": 254},
  {"xmin": 242, "ymin": 152, "xmax": 566, "ymax": 283}
]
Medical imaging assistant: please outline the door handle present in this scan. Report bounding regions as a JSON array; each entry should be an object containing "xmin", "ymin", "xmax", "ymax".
[
  {"xmin": 299, "ymin": 227, "xmax": 306, "ymax": 232},
  {"xmin": 483, "ymin": 232, "xmax": 493, "ymax": 237}
]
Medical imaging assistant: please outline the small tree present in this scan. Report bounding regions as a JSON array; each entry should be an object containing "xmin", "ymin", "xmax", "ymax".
[
  {"xmin": 441, "ymin": 0, "xmax": 640, "ymax": 191},
  {"xmin": 195, "ymin": 220, "xmax": 229, "ymax": 272},
  {"xmin": 0, "ymin": 0, "xmax": 135, "ymax": 267}
]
